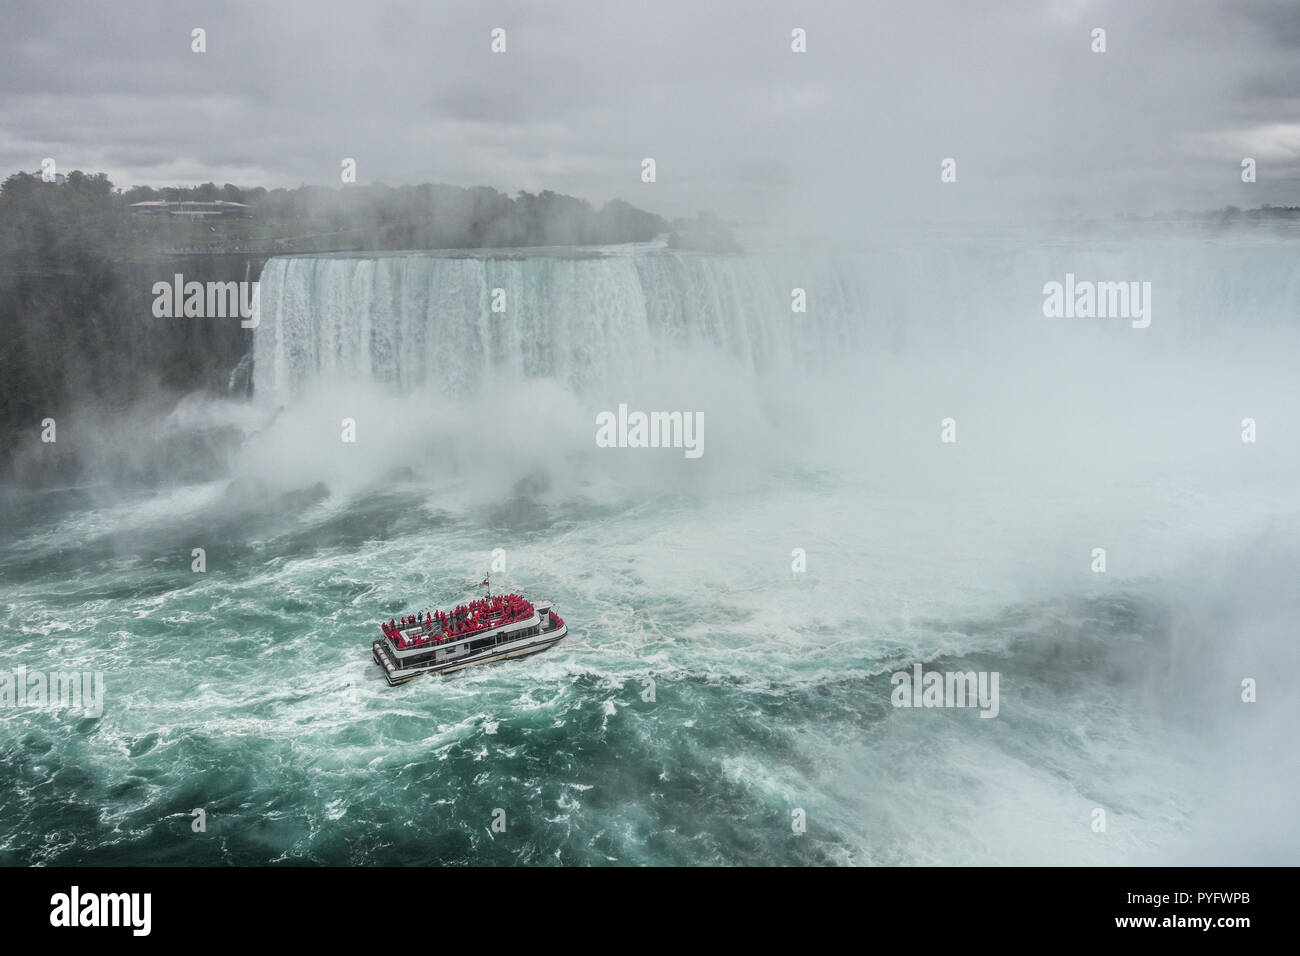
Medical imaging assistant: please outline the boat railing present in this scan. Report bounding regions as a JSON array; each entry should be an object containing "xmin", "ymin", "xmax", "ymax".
[{"xmin": 390, "ymin": 608, "xmax": 538, "ymax": 652}]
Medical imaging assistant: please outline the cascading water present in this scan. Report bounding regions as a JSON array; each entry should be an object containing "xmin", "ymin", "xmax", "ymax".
[
  {"xmin": 252, "ymin": 237, "xmax": 1300, "ymax": 403},
  {"xmin": 3, "ymin": 233, "xmax": 1298, "ymax": 865},
  {"xmin": 251, "ymin": 251, "xmax": 877, "ymax": 401}
]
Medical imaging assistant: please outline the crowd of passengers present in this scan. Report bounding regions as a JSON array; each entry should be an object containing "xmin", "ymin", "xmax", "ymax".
[{"xmin": 380, "ymin": 593, "xmax": 534, "ymax": 649}]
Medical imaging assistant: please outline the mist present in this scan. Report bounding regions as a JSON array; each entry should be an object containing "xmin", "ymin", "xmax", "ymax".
[
  {"xmin": 4, "ymin": 1, "xmax": 1299, "ymax": 227},
  {"xmin": 2, "ymin": 0, "xmax": 1298, "ymax": 871}
]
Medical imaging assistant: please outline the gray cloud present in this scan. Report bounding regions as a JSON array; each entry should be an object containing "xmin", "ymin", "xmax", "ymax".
[{"xmin": 1, "ymin": 0, "xmax": 1296, "ymax": 227}]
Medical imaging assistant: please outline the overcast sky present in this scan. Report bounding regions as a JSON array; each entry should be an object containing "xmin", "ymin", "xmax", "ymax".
[{"xmin": 2, "ymin": 0, "xmax": 1297, "ymax": 227}]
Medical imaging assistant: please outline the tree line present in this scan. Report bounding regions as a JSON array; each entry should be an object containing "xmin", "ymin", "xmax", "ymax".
[{"xmin": 0, "ymin": 172, "xmax": 669, "ymax": 258}]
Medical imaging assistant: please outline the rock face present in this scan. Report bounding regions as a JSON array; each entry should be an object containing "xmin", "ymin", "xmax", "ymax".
[{"xmin": 0, "ymin": 253, "xmax": 265, "ymax": 483}]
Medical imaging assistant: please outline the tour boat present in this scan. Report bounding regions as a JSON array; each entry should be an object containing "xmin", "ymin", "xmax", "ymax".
[{"xmin": 371, "ymin": 590, "xmax": 567, "ymax": 686}]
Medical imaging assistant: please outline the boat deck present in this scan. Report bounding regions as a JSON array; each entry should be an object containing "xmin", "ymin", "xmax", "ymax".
[{"xmin": 373, "ymin": 613, "xmax": 567, "ymax": 685}]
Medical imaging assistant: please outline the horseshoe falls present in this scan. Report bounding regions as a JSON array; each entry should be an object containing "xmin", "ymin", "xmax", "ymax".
[{"xmin": 2, "ymin": 235, "xmax": 1298, "ymax": 865}]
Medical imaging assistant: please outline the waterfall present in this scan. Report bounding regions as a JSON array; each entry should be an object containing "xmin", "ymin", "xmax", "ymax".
[
  {"xmin": 250, "ymin": 238, "xmax": 1300, "ymax": 403},
  {"xmin": 251, "ymin": 251, "xmax": 880, "ymax": 401}
]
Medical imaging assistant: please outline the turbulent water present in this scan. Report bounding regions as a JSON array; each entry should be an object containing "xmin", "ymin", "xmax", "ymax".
[{"xmin": 3, "ymin": 234, "xmax": 1299, "ymax": 865}]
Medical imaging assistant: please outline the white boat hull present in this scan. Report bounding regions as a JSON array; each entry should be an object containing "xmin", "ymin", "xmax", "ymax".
[{"xmin": 373, "ymin": 623, "xmax": 567, "ymax": 685}]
